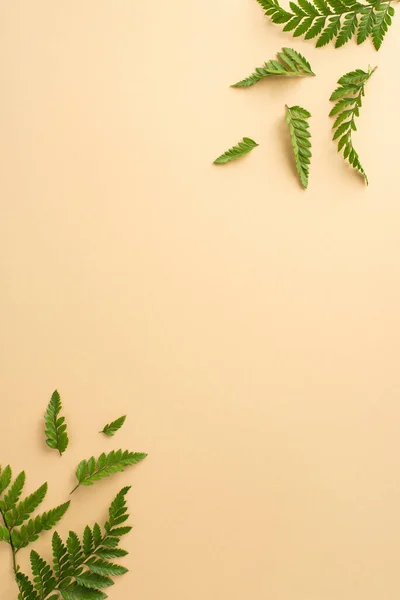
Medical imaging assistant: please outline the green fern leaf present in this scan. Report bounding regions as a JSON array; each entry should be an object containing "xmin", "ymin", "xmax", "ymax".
[
  {"xmin": 231, "ymin": 47, "xmax": 314, "ymax": 87},
  {"xmin": 285, "ymin": 105, "xmax": 312, "ymax": 189},
  {"xmin": 0, "ymin": 525, "xmax": 10, "ymax": 542},
  {"xmin": 60, "ymin": 585, "xmax": 107, "ymax": 600},
  {"xmin": 0, "ymin": 465, "xmax": 12, "ymax": 494},
  {"xmin": 255, "ymin": 0, "xmax": 395, "ymax": 49},
  {"xmin": 95, "ymin": 547, "xmax": 128, "ymax": 559},
  {"xmin": 66, "ymin": 531, "xmax": 84, "ymax": 569},
  {"xmin": 0, "ymin": 471, "xmax": 26, "ymax": 512},
  {"xmin": 213, "ymin": 137, "xmax": 258, "ymax": 164},
  {"xmin": 16, "ymin": 572, "xmax": 39, "ymax": 600},
  {"xmin": 86, "ymin": 558, "xmax": 128, "ymax": 577},
  {"xmin": 372, "ymin": 2, "xmax": 394, "ymax": 49},
  {"xmin": 45, "ymin": 390, "xmax": 69, "ymax": 456},
  {"xmin": 52, "ymin": 531, "xmax": 72, "ymax": 582},
  {"xmin": 330, "ymin": 65, "xmax": 376, "ymax": 184},
  {"xmin": 100, "ymin": 415, "xmax": 126, "ymax": 437},
  {"xmin": 75, "ymin": 572, "xmax": 113, "ymax": 589},
  {"xmin": 30, "ymin": 550, "xmax": 57, "ymax": 597},
  {"xmin": 83, "ymin": 526, "xmax": 94, "ymax": 556},
  {"xmin": 6, "ymin": 482, "xmax": 48, "ymax": 527},
  {"xmin": 12, "ymin": 502, "xmax": 70, "ymax": 550},
  {"xmin": 72, "ymin": 451, "xmax": 147, "ymax": 493}
]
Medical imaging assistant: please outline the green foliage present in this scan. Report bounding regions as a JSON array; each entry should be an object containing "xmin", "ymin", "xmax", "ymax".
[
  {"xmin": 213, "ymin": 137, "xmax": 259, "ymax": 164},
  {"xmin": 30, "ymin": 550, "xmax": 57, "ymax": 598},
  {"xmin": 12, "ymin": 502, "xmax": 70, "ymax": 550},
  {"xmin": 6, "ymin": 482, "xmax": 48, "ymax": 527},
  {"xmin": 255, "ymin": 0, "xmax": 395, "ymax": 49},
  {"xmin": 21, "ymin": 488, "xmax": 132, "ymax": 600},
  {"xmin": 72, "ymin": 451, "xmax": 147, "ymax": 493},
  {"xmin": 330, "ymin": 66, "xmax": 376, "ymax": 184},
  {"xmin": 44, "ymin": 390, "xmax": 69, "ymax": 456},
  {"xmin": 285, "ymin": 105, "xmax": 312, "ymax": 189},
  {"xmin": 0, "ymin": 471, "xmax": 26, "ymax": 512},
  {"xmin": 100, "ymin": 416, "xmax": 126, "ymax": 437},
  {"xmin": 232, "ymin": 47, "xmax": 314, "ymax": 87}
]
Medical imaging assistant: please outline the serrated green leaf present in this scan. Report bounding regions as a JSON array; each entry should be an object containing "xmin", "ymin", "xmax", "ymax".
[
  {"xmin": 12, "ymin": 502, "xmax": 70, "ymax": 550},
  {"xmin": 285, "ymin": 105, "xmax": 312, "ymax": 189},
  {"xmin": 30, "ymin": 550, "xmax": 57, "ymax": 597},
  {"xmin": 0, "ymin": 525, "xmax": 10, "ymax": 542},
  {"xmin": 0, "ymin": 471, "xmax": 26, "ymax": 512},
  {"xmin": 60, "ymin": 585, "xmax": 107, "ymax": 600},
  {"xmin": 45, "ymin": 390, "xmax": 69, "ymax": 456},
  {"xmin": 75, "ymin": 572, "xmax": 114, "ymax": 589},
  {"xmin": 86, "ymin": 558, "xmax": 128, "ymax": 577},
  {"xmin": 100, "ymin": 416, "xmax": 127, "ymax": 437},
  {"xmin": 255, "ymin": 0, "xmax": 394, "ymax": 49},
  {"xmin": 213, "ymin": 137, "xmax": 259, "ymax": 164},
  {"xmin": 6, "ymin": 482, "xmax": 48, "ymax": 527},
  {"xmin": 0, "ymin": 465, "xmax": 12, "ymax": 494},
  {"xmin": 330, "ymin": 65, "xmax": 375, "ymax": 184},
  {"xmin": 232, "ymin": 47, "xmax": 314, "ymax": 87}
]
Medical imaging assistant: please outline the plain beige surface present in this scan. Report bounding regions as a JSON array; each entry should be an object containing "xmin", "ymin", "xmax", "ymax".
[{"xmin": 1, "ymin": 1, "xmax": 400, "ymax": 599}]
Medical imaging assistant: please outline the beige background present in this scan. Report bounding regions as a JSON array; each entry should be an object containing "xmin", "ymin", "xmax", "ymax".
[{"xmin": 1, "ymin": 1, "xmax": 400, "ymax": 599}]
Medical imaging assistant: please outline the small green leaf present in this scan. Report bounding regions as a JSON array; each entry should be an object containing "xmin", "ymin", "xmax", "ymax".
[
  {"xmin": 100, "ymin": 416, "xmax": 126, "ymax": 437},
  {"xmin": 213, "ymin": 138, "xmax": 258, "ymax": 165},
  {"xmin": 285, "ymin": 104, "xmax": 312, "ymax": 189},
  {"xmin": 45, "ymin": 390, "xmax": 69, "ymax": 456}
]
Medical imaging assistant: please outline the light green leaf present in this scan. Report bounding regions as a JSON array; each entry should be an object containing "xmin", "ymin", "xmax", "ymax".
[
  {"xmin": 100, "ymin": 416, "xmax": 126, "ymax": 437},
  {"xmin": 231, "ymin": 47, "xmax": 314, "ymax": 87},
  {"xmin": 285, "ymin": 104, "xmax": 312, "ymax": 189},
  {"xmin": 330, "ymin": 65, "xmax": 375, "ymax": 183},
  {"xmin": 72, "ymin": 451, "xmax": 147, "ymax": 493},
  {"xmin": 213, "ymin": 138, "xmax": 258, "ymax": 165},
  {"xmin": 45, "ymin": 390, "xmax": 69, "ymax": 456}
]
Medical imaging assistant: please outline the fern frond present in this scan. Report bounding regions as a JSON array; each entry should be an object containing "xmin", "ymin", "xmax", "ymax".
[
  {"xmin": 72, "ymin": 451, "xmax": 147, "ymax": 493},
  {"xmin": 213, "ymin": 137, "xmax": 258, "ymax": 164},
  {"xmin": 16, "ymin": 572, "xmax": 39, "ymax": 600},
  {"xmin": 12, "ymin": 502, "xmax": 70, "ymax": 550},
  {"xmin": 330, "ymin": 66, "xmax": 376, "ymax": 184},
  {"xmin": 30, "ymin": 550, "xmax": 57, "ymax": 597},
  {"xmin": 0, "ymin": 465, "xmax": 12, "ymax": 494},
  {"xmin": 100, "ymin": 415, "xmax": 126, "ymax": 437},
  {"xmin": 232, "ymin": 47, "xmax": 314, "ymax": 87},
  {"xmin": 285, "ymin": 105, "xmax": 312, "ymax": 189},
  {"xmin": 5, "ymin": 482, "xmax": 48, "ymax": 527},
  {"xmin": 0, "ymin": 471, "xmax": 26, "ymax": 512},
  {"xmin": 45, "ymin": 390, "xmax": 69, "ymax": 456},
  {"xmin": 24, "ymin": 489, "xmax": 132, "ymax": 600},
  {"xmin": 255, "ymin": 0, "xmax": 395, "ymax": 49}
]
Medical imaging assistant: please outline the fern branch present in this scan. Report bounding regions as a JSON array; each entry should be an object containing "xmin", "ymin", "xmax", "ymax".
[
  {"xmin": 330, "ymin": 66, "xmax": 376, "ymax": 184},
  {"xmin": 213, "ymin": 137, "xmax": 259, "ymax": 164},
  {"xmin": 71, "ymin": 451, "xmax": 147, "ymax": 494},
  {"xmin": 255, "ymin": 0, "xmax": 395, "ymax": 49},
  {"xmin": 285, "ymin": 105, "xmax": 312, "ymax": 189},
  {"xmin": 231, "ymin": 47, "xmax": 314, "ymax": 87},
  {"xmin": 44, "ymin": 390, "xmax": 69, "ymax": 456},
  {"xmin": 21, "ymin": 488, "xmax": 134, "ymax": 600}
]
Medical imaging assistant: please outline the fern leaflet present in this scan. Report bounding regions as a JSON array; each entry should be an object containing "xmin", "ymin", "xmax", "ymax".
[
  {"xmin": 330, "ymin": 66, "xmax": 376, "ymax": 184},
  {"xmin": 213, "ymin": 137, "xmax": 259, "ymax": 164},
  {"xmin": 100, "ymin": 416, "xmax": 126, "ymax": 437},
  {"xmin": 232, "ymin": 47, "xmax": 314, "ymax": 87},
  {"xmin": 285, "ymin": 105, "xmax": 312, "ymax": 189},
  {"xmin": 255, "ymin": 0, "xmax": 395, "ymax": 49},
  {"xmin": 44, "ymin": 390, "xmax": 69, "ymax": 456},
  {"xmin": 72, "ymin": 450, "xmax": 147, "ymax": 493}
]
